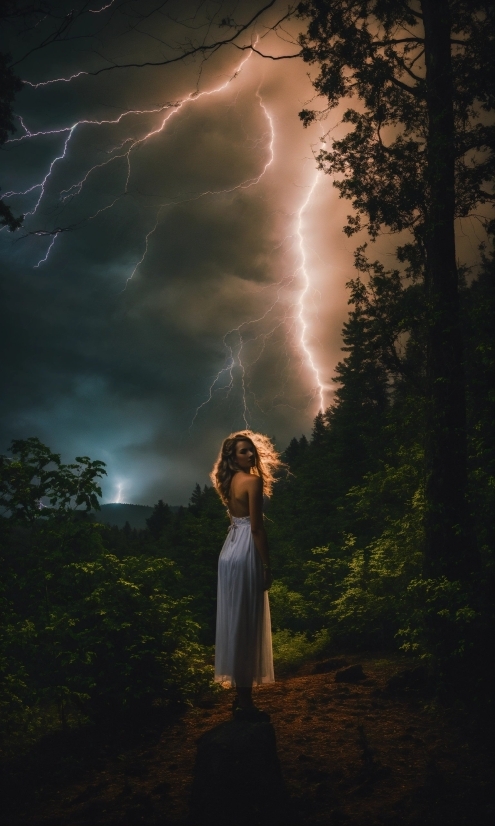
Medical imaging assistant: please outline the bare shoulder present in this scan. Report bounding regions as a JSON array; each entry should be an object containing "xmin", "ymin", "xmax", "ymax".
[
  {"xmin": 233, "ymin": 473, "xmax": 262, "ymax": 494},
  {"xmin": 245, "ymin": 474, "xmax": 263, "ymax": 491}
]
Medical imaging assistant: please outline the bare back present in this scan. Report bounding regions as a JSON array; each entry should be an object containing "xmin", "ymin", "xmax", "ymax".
[
  {"xmin": 228, "ymin": 472, "xmax": 252, "ymax": 517},
  {"xmin": 225, "ymin": 439, "xmax": 264, "ymax": 532}
]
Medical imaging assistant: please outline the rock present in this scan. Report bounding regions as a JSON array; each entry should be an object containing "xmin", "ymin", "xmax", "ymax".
[
  {"xmin": 312, "ymin": 658, "xmax": 349, "ymax": 674},
  {"xmin": 335, "ymin": 664, "xmax": 366, "ymax": 683},
  {"xmin": 188, "ymin": 720, "xmax": 291, "ymax": 825}
]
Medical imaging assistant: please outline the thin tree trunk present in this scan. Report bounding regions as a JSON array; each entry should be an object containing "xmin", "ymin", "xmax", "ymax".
[{"xmin": 421, "ymin": 0, "xmax": 472, "ymax": 578}]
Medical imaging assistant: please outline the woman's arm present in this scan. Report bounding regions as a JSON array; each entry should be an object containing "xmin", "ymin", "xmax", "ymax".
[{"xmin": 247, "ymin": 475, "xmax": 272, "ymax": 590}]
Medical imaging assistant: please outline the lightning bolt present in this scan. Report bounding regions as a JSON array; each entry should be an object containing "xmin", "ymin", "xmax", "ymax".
[
  {"xmin": 34, "ymin": 234, "xmax": 59, "ymax": 268},
  {"xmin": 296, "ymin": 172, "xmax": 325, "ymax": 412},
  {"xmin": 190, "ymin": 169, "xmax": 326, "ymax": 429},
  {"xmin": 189, "ymin": 281, "xmax": 293, "ymax": 431},
  {"xmin": 90, "ymin": 1, "xmax": 118, "ymax": 12}
]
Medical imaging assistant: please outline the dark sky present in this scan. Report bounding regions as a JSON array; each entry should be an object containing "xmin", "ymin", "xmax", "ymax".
[{"xmin": 0, "ymin": 1, "xmax": 483, "ymax": 505}]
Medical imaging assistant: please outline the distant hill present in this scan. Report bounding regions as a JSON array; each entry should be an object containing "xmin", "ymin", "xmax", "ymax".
[{"xmin": 96, "ymin": 503, "xmax": 180, "ymax": 530}]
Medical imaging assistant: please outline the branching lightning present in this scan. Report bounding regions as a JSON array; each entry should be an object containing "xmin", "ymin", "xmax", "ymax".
[
  {"xmin": 2, "ymin": 32, "xmax": 327, "ymax": 436},
  {"xmin": 189, "ymin": 273, "xmax": 297, "ymax": 430},
  {"xmin": 4, "ymin": 52, "xmax": 256, "ymax": 266}
]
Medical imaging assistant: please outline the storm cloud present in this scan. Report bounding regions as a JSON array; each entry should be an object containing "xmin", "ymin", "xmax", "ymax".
[{"xmin": 0, "ymin": 1, "xmax": 368, "ymax": 504}]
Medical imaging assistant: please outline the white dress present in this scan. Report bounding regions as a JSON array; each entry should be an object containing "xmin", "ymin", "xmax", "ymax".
[{"xmin": 214, "ymin": 515, "xmax": 274, "ymax": 687}]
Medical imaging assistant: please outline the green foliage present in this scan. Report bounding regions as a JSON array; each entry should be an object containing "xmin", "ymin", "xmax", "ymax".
[
  {"xmin": 43, "ymin": 552, "xmax": 212, "ymax": 716},
  {"xmin": 272, "ymin": 629, "xmax": 330, "ymax": 675},
  {"xmin": 397, "ymin": 576, "xmax": 477, "ymax": 663},
  {"xmin": 0, "ymin": 437, "xmax": 106, "ymax": 523},
  {"xmin": 300, "ymin": 458, "xmax": 423, "ymax": 650},
  {"xmin": 269, "ymin": 581, "xmax": 309, "ymax": 632},
  {"xmin": 149, "ymin": 486, "xmax": 229, "ymax": 644},
  {"xmin": 0, "ymin": 442, "xmax": 214, "ymax": 753}
]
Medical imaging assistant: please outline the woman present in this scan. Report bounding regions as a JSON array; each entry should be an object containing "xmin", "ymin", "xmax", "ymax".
[{"xmin": 211, "ymin": 430, "xmax": 282, "ymax": 720}]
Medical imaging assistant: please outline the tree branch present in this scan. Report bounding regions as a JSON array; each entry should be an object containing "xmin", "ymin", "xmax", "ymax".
[
  {"xmin": 374, "ymin": 38, "xmax": 424, "ymax": 46},
  {"xmin": 399, "ymin": 60, "xmax": 424, "ymax": 84},
  {"xmin": 388, "ymin": 75, "xmax": 423, "ymax": 98},
  {"xmin": 232, "ymin": 43, "xmax": 302, "ymax": 60}
]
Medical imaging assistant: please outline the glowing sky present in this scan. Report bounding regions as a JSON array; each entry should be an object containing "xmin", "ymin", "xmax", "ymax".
[{"xmin": 0, "ymin": 1, "xmax": 370, "ymax": 504}]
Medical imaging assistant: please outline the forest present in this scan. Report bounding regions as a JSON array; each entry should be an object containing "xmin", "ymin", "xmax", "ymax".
[
  {"xmin": 0, "ymin": 1, "xmax": 494, "ymax": 823},
  {"xmin": 1, "ymin": 243, "xmax": 493, "ymax": 752}
]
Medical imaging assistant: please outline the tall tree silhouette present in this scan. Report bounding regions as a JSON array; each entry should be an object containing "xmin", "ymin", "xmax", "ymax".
[{"xmin": 297, "ymin": 0, "xmax": 494, "ymax": 577}]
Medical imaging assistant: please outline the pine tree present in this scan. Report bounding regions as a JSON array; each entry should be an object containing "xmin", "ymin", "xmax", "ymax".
[
  {"xmin": 146, "ymin": 499, "xmax": 172, "ymax": 540},
  {"xmin": 188, "ymin": 483, "xmax": 203, "ymax": 515}
]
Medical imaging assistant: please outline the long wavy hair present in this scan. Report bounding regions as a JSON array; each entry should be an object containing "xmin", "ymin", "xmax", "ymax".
[{"xmin": 210, "ymin": 430, "xmax": 283, "ymax": 507}]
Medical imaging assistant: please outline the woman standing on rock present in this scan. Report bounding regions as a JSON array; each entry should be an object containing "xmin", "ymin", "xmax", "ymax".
[{"xmin": 211, "ymin": 430, "xmax": 281, "ymax": 720}]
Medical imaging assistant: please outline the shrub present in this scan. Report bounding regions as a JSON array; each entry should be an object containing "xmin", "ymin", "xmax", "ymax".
[
  {"xmin": 272, "ymin": 629, "xmax": 330, "ymax": 674},
  {"xmin": 44, "ymin": 553, "xmax": 213, "ymax": 718}
]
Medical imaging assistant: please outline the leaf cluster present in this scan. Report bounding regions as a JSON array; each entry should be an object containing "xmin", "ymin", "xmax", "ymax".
[{"xmin": 0, "ymin": 437, "xmax": 106, "ymax": 523}]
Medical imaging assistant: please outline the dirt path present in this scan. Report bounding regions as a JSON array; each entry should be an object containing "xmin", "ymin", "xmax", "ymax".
[{"xmin": 2, "ymin": 654, "xmax": 493, "ymax": 825}]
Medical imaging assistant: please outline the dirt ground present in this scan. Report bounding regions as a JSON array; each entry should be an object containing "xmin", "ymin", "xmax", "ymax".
[{"xmin": 1, "ymin": 654, "xmax": 493, "ymax": 826}]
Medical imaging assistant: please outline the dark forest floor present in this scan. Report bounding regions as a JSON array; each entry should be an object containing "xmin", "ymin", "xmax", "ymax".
[{"xmin": 1, "ymin": 653, "xmax": 493, "ymax": 826}]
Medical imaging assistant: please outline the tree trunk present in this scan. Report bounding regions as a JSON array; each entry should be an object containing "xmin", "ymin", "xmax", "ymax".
[{"xmin": 421, "ymin": 0, "xmax": 473, "ymax": 578}]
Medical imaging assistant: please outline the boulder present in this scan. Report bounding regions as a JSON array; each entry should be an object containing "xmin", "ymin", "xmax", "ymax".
[
  {"xmin": 335, "ymin": 664, "xmax": 366, "ymax": 683},
  {"xmin": 188, "ymin": 719, "xmax": 291, "ymax": 825}
]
